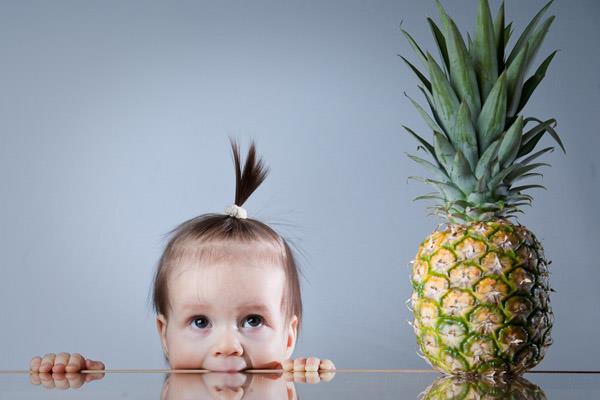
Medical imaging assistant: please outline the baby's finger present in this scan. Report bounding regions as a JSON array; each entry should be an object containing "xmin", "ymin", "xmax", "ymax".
[
  {"xmin": 52, "ymin": 353, "xmax": 70, "ymax": 373},
  {"xmin": 292, "ymin": 371, "xmax": 307, "ymax": 383},
  {"xmin": 29, "ymin": 372, "xmax": 42, "ymax": 385},
  {"xmin": 304, "ymin": 357, "xmax": 320, "ymax": 372},
  {"xmin": 319, "ymin": 371, "xmax": 336, "ymax": 382},
  {"xmin": 65, "ymin": 372, "xmax": 86, "ymax": 389},
  {"xmin": 65, "ymin": 353, "xmax": 85, "ymax": 373},
  {"xmin": 282, "ymin": 371, "xmax": 294, "ymax": 382},
  {"xmin": 39, "ymin": 354, "xmax": 56, "ymax": 373},
  {"xmin": 305, "ymin": 371, "xmax": 321, "ymax": 384},
  {"xmin": 30, "ymin": 356, "xmax": 42, "ymax": 372},
  {"xmin": 85, "ymin": 372, "xmax": 106, "ymax": 383},
  {"xmin": 319, "ymin": 359, "xmax": 335, "ymax": 371},
  {"xmin": 292, "ymin": 358, "xmax": 307, "ymax": 372},
  {"xmin": 282, "ymin": 370, "xmax": 334, "ymax": 384},
  {"xmin": 281, "ymin": 359, "xmax": 293, "ymax": 371},
  {"xmin": 50, "ymin": 373, "xmax": 70, "ymax": 390},
  {"xmin": 39, "ymin": 372, "xmax": 56, "ymax": 389}
]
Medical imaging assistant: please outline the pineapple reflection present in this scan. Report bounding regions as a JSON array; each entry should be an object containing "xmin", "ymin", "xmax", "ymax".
[
  {"xmin": 419, "ymin": 375, "xmax": 546, "ymax": 400},
  {"xmin": 161, "ymin": 371, "xmax": 335, "ymax": 400}
]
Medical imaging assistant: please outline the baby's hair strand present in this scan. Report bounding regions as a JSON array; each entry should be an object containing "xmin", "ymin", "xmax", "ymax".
[{"xmin": 230, "ymin": 137, "xmax": 270, "ymax": 207}]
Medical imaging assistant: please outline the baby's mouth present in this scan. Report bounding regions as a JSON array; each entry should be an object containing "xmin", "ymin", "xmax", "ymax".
[
  {"xmin": 208, "ymin": 365, "xmax": 247, "ymax": 373},
  {"xmin": 203, "ymin": 371, "xmax": 251, "ymax": 394},
  {"xmin": 212, "ymin": 384, "xmax": 245, "ymax": 400},
  {"xmin": 215, "ymin": 385, "xmax": 244, "ymax": 393},
  {"xmin": 205, "ymin": 358, "xmax": 247, "ymax": 372}
]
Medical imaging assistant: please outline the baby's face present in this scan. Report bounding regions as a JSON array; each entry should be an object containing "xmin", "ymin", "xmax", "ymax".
[
  {"xmin": 156, "ymin": 256, "xmax": 297, "ymax": 371},
  {"xmin": 161, "ymin": 372, "xmax": 296, "ymax": 400}
]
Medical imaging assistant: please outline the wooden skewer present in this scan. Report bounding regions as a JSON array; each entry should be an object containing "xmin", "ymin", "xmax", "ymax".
[{"xmin": 3, "ymin": 368, "xmax": 600, "ymax": 375}]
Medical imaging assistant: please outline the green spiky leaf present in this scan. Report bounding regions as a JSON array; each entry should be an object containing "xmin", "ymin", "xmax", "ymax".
[
  {"xmin": 442, "ymin": 10, "xmax": 481, "ymax": 121},
  {"xmin": 506, "ymin": 43, "xmax": 529, "ymax": 118},
  {"xmin": 505, "ymin": 162, "xmax": 550, "ymax": 183},
  {"xmin": 404, "ymin": 92, "xmax": 443, "ymax": 134},
  {"xmin": 498, "ymin": 116, "xmax": 524, "ymax": 167},
  {"xmin": 434, "ymin": 130, "xmax": 456, "ymax": 172},
  {"xmin": 506, "ymin": 0, "xmax": 554, "ymax": 65},
  {"xmin": 504, "ymin": 22, "xmax": 513, "ymax": 48},
  {"xmin": 493, "ymin": 1, "xmax": 506, "ymax": 70},
  {"xmin": 450, "ymin": 150, "xmax": 477, "ymax": 193},
  {"xmin": 473, "ymin": 0, "xmax": 498, "ymax": 101},
  {"xmin": 513, "ymin": 172, "xmax": 543, "ymax": 183},
  {"xmin": 427, "ymin": 52, "xmax": 460, "ymax": 135},
  {"xmin": 510, "ymin": 184, "xmax": 547, "ymax": 193},
  {"xmin": 475, "ymin": 139, "xmax": 501, "ymax": 179},
  {"xmin": 519, "ymin": 146, "xmax": 554, "ymax": 164},
  {"xmin": 518, "ymin": 118, "xmax": 564, "ymax": 158},
  {"xmin": 523, "ymin": 16, "xmax": 556, "ymax": 75},
  {"xmin": 418, "ymin": 85, "xmax": 448, "ymax": 137},
  {"xmin": 451, "ymin": 101, "xmax": 479, "ymax": 171},
  {"xmin": 402, "ymin": 29, "xmax": 428, "ymax": 67},
  {"xmin": 400, "ymin": 55, "xmax": 432, "ymax": 93},
  {"xmin": 414, "ymin": 193, "xmax": 445, "ymax": 202},
  {"xmin": 476, "ymin": 71, "xmax": 507, "ymax": 152},
  {"xmin": 407, "ymin": 153, "xmax": 449, "ymax": 181},
  {"xmin": 402, "ymin": 125, "xmax": 440, "ymax": 165},
  {"xmin": 427, "ymin": 17, "xmax": 450, "ymax": 76},
  {"xmin": 516, "ymin": 50, "xmax": 558, "ymax": 114}
]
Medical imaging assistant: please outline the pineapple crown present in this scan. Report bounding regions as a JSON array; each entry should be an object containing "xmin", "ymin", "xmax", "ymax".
[{"xmin": 401, "ymin": 0, "xmax": 565, "ymax": 224}]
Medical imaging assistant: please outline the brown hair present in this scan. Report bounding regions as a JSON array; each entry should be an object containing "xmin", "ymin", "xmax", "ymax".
[{"xmin": 151, "ymin": 138, "xmax": 303, "ymax": 335}]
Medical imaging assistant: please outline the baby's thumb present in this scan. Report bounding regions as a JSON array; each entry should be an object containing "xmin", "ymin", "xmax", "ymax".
[{"xmin": 85, "ymin": 359, "xmax": 105, "ymax": 370}]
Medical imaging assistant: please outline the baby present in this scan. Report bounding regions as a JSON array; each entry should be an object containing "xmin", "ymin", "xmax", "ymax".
[{"xmin": 29, "ymin": 140, "xmax": 334, "ymax": 374}]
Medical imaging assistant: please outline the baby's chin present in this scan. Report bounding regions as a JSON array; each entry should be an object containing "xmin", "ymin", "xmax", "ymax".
[
  {"xmin": 207, "ymin": 368, "xmax": 246, "ymax": 372},
  {"xmin": 200, "ymin": 359, "xmax": 248, "ymax": 372},
  {"xmin": 201, "ymin": 371, "xmax": 249, "ymax": 389}
]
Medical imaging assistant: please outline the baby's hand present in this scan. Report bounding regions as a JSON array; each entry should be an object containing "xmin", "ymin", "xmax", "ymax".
[
  {"xmin": 281, "ymin": 357, "xmax": 336, "ymax": 385},
  {"xmin": 29, "ymin": 371, "xmax": 105, "ymax": 389},
  {"xmin": 30, "ymin": 352, "xmax": 105, "ymax": 373},
  {"xmin": 281, "ymin": 357, "xmax": 335, "ymax": 372}
]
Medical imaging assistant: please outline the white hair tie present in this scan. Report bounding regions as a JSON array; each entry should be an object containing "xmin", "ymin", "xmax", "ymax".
[{"xmin": 224, "ymin": 204, "xmax": 248, "ymax": 219}]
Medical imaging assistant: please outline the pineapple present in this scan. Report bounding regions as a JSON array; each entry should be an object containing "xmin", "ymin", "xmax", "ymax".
[
  {"xmin": 420, "ymin": 375, "xmax": 547, "ymax": 399},
  {"xmin": 402, "ymin": 0, "xmax": 564, "ymax": 377}
]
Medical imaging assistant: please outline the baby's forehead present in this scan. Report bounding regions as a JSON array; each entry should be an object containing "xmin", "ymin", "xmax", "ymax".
[
  {"xmin": 165, "ymin": 240, "xmax": 290, "ymax": 311},
  {"xmin": 168, "ymin": 259, "xmax": 286, "ymax": 311},
  {"xmin": 171, "ymin": 259, "xmax": 284, "ymax": 282}
]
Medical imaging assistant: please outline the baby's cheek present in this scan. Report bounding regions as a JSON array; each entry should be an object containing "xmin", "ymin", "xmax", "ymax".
[
  {"xmin": 243, "ymin": 327, "xmax": 278, "ymax": 343},
  {"xmin": 168, "ymin": 334, "xmax": 208, "ymax": 369},
  {"xmin": 244, "ymin": 329, "xmax": 288, "ymax": 362}
]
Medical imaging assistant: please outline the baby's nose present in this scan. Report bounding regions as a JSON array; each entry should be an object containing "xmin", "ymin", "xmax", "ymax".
[{"xmin": 213, "ymin": 329, "xmax": 243, "ymax": 357}]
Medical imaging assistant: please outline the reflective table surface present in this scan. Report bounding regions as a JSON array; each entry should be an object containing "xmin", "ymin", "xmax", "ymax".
[{"xmin": 1, "ymin": 369, "xmax": 599, "ymax": 398}]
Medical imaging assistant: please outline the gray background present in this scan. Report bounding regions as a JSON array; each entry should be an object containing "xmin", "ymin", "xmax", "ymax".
[{"xmin": 1, "ymin": 0, "xmax": 598, "ymax": 371}]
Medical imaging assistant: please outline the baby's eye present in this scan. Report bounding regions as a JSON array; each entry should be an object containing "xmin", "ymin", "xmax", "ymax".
[
  {"xmin": 191, "ymin": 315, "xmax": 211, "ymax": 329},
  {"xmin": 241, "ymin": 314, "xmax": 264, "ymax": 328}
]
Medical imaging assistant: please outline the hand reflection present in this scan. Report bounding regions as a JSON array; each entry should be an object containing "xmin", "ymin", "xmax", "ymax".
[
  {"xmin": 421, "ymin": 375, "xmax": 546, "ymax": 399},
  {"xmin": 29, "ymin": 371, "xmax": 105, "ymax": 389},
  {"xmin": 162, "ymin": 370, "xmax": 336, "ymax": 400}
]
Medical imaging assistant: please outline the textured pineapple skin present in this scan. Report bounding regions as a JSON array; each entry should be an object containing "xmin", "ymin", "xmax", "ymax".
[
  {"xmin": 421, "ymin": 375, "xmax": 547, "ymax": 400},
  {"xmin": 410, "ymin": 219, "xmax": 553, "ymax": 377}
]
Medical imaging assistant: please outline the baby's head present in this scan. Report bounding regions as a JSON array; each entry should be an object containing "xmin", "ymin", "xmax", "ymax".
[{"xmin": 152, "ymin": 140, "xmax": 302, "ymax": 371}]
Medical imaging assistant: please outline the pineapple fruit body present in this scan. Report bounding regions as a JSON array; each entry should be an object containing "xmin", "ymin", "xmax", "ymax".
[{"xmin": 411, "ymin": 219, "xmax": 553, "ymax": 377}]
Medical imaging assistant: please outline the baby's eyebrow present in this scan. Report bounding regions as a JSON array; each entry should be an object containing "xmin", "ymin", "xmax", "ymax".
[
  {"xmin": 180, "ymin": 302, "xmax": 274, "ymax": 316},
  {"xmin": 236, "ymin": 304, "xmax": 273, "ymax": 315},
  {"xmin": 181, "ymin": 302, "xmax": 212, "ymax": 311}
]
